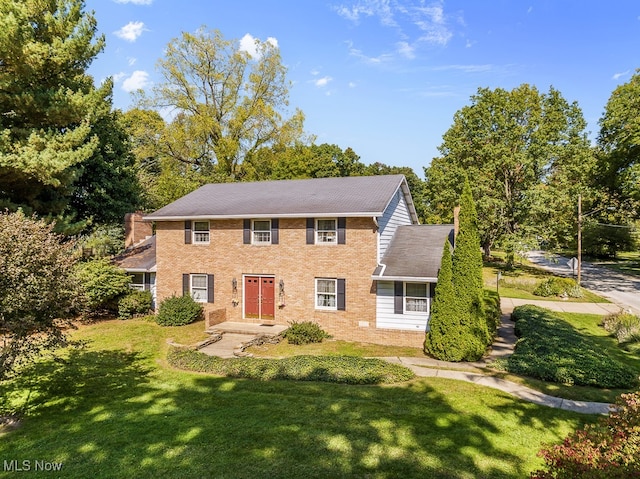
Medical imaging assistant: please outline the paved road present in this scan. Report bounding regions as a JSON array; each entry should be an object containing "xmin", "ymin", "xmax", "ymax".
[{"xmin": 526, "ymin": 250, "xmax": 640, "ymax": 315}]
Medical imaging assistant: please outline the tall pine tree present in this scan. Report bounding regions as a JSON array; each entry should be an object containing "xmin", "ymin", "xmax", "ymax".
[
  {"xmin": 424, "ymin": 239, "xmax": 463, "ymax": 360},
  {"xmin": 452, "ymin": 177, "xmax": 488, "ymax": 360},
  {"xmin": 0, "ymin": 0, "xmax": 141, "ymax": 232}
]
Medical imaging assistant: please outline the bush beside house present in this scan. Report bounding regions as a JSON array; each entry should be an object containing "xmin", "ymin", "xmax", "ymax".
[{"xmin": 156, "ymin": 294, "xmax": 203, "ymax": 326}]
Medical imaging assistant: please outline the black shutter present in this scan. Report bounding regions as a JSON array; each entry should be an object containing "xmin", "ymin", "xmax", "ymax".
[
  {"xmin": 182, "ymin": 274, "xmax": 190, "ymax": 296},
  {"xmin": 184, "ymin": 220, "xmax": 192, "ymax": 244},
  {"xmin": 306, "ymin": 218, "xmax": 315, "ymax": 244},
  {"xmin": 337, "ymin": 279, "xmax": 346, "ymax": 311},
  {"xmin": 144, "ymin": 273, "xmax": 151, "ymax": 291},
  {"xmin": 243, "ymin": 219, "xmax": 251, "ymax": 244},
  {"xmin": 394, "ymin": 281, "xmax": 404, "ymax": 314},
  {"xmin": 207, "ymin": 274, "xmax": 214, "ymax": 303},
  {"xmin": 429, "ymin": 282, "xmax": 436, "ymax": 299},
  {"xmin": 337, "ymin": 217, "xmax": 346, "ymax": 244},
  {"xmin": 271, "ymin": 219, "xmax": 279, "ymax": 244}
]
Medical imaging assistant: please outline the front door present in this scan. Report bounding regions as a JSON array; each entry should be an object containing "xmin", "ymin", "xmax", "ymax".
[{"xmin": 244, "ymin": 276, "xmax": 275, "ymax": 320}]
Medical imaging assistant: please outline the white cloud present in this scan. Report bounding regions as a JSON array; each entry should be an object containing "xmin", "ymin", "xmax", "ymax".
[
  {"xmin": 122, "ymin": 70, "xmax": 150, "ymax": 92},
  {"xmin": 112, "ymin": 72, "xmax": 127, "ymax": 83},
  {"xmin": 396, "ymin": 41, "xmax": 415, "ymax": 59},
  {"xmin": 115, "ymin": 21, "xmax": 146, "ymax": 42},
  {"xmin": 337, "ymin": 0, "xmax": 456, "ymax": 63},
  {"xmin": 239, "ymin": 33, "xmax": 278, "ymax": 59},
  {"xmin": 612, "ymin": 70, "xmax": 630, "ymax": 80},
  {"xmin": 432, "ymin": 64, "xmax": 493, "ymax": 73},
  {"xmin": 348, "ymin": 81, "xmax": 357, "ymax": 88},
  {"xmin": 314, "ymin": 76, "xmax": 333, "ymax": 87},
  {"xmin": 113, "ymin": 0, "xmax": 153, "ymax": 4},
  {"xmin": 128, "ymin": 57, "xmax": 137, "ymax": 66}
]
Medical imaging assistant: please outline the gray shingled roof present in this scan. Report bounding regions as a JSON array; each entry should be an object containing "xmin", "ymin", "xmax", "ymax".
[
  {"xmin": 144, "ymin": 175, "xmax": 416, "ymax": 220},
  {"xmin": 373, "ymin": 225, "xmax": 454, "ymax": 280},
  {"xmin": 113, "ymin": 236, "xmax": 156, "ymax": 272}
]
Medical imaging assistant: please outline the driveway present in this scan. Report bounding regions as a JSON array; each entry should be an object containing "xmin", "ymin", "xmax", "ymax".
[{"xmin": 526, "ymin": 250, "xmax": 640, "ymax": 314}]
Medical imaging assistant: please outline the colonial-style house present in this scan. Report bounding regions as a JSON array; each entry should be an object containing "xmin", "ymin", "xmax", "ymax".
[{"xmin": 142, "ymin": 175, "xmax": 453, "ymax": 348}]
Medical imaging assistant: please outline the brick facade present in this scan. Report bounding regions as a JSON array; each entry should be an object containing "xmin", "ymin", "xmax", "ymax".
[{"xmin": 155, "ymin": 217, "xmax": 425, "ymax": 348}]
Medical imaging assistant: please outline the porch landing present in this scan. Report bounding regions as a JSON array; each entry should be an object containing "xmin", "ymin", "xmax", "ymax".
[{"xmin": 205, "ymin": 321, "xmax": 287, "ymax": 336}]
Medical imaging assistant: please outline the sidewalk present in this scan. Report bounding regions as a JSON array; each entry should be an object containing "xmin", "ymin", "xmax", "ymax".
[{"xmin": 198, "ymin": 303, "xmax": 617, "ymax": 414}]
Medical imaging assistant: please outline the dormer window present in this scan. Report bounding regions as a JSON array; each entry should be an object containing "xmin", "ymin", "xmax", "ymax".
[
  {"xmin": 193, "ymin": 221, "xmax": 210, "ymax": 244},
  {"xmin": 316, "ymin": 219, "xmax": 337, "ymax": 244}
]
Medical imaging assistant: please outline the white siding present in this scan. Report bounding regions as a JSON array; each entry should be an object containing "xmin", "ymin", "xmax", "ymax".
[
  {"xmin": 378, "ymin": 188, "xmax": 413, "ymax": 259},
  {"xmin": 376, "ymin": 281, "xmax": 430, "ymax": 331}
]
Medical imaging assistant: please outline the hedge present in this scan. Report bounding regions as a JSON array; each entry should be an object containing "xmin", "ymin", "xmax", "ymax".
[
  {"xmin": 496, "ymin": 305, "xmax": 638, "ymax": 388},
  {"xmin": 167, "ymin": 348, "xmax": 415, "ymax": 385}
]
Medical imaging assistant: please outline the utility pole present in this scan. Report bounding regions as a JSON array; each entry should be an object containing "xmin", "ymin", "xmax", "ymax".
[{"xmin": 577, "ymin": 194, "xmax": 582, "ymax": 286}]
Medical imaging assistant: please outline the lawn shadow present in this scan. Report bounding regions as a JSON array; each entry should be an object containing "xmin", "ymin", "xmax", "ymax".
[{"xmin": 0, "ymin": 347, "xmax": 585, "ymax": 479}]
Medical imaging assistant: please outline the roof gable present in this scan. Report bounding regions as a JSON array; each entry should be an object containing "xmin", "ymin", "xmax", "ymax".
[{"xmin": 144, "ymin": 175, "xmax": 417, "ymax": 220}]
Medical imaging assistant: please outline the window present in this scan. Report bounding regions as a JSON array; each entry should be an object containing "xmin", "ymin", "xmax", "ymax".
[
  {"xmin": 193, "ymin": 221, "xmax": 210, "ymax": 244},
  {"xmin": 316, "ymin": 219, "xmax": 337, "ymax": 244},
  {"xmin": 316, "ymin": 278, "xmax": 337, "ymax": 309},
  {"xmin": 129, "ymin": 273, "xmax": 145, "ymax": 291},
  {"xmin": 252, "ymin": 220, "xmax": 271, "ymax": 244},
  {"xmin": 190, "ymin": 274, "xmax": 208, "ymax": 302},
  {"xmin": 405, "ymin": 283, "xmax": 428, "ymax": 314}
]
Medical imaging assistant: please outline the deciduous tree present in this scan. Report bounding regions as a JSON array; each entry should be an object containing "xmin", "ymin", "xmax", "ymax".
[
  {"xmin": 140, "ymin": 28, "xmax": 306, "ymax": 181},
  {"xmin": 0, "ymin": 211, "xmax": 78, "ymax": 381},
  {"xmin": 597, "ymin": 69, "xmax": 640, "ymax": 221},
  {"xmin": 424, "ymin": 84, "xmax": 594, "ymax": 258}
]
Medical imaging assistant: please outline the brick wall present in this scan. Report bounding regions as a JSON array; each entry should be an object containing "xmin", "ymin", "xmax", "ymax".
[{"xmin": 155, "ymin": 217, "xmax": 425, "ymax": 348}]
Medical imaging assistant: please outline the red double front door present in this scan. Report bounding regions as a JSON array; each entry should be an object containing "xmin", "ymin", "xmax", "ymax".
[{"xmin": 244, "ymin": 276, "xmax": 275, "ymax": 320}]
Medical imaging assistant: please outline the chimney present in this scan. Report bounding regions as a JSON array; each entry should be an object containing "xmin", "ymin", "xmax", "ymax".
[
  {"xmin": 453, "ymin": 206, "xmax": 460, "ymax": 241},
  {"xmin": 124, "ymin": 212, "xmax": 152, "ymax": 249}
]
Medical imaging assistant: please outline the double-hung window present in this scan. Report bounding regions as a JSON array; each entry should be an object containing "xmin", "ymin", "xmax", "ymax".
[
  {"xmin": 193, "ymin": 221, "xmax": 210, "ymax": 244},
  {"xmin": 252, "ymin": 220, "xmax": 271, "ymax": 244},
  {"xmin": 316, "ymin": 278, "xmax": 337, "ymax": 309},
  {"xmin": 405, "ymin": 283, "xmax": 428, "ymax": 314},
  {"xmin": 315, "ymin": 278, "xmax": 346, "ymax": 311},
  {"xmin": 316, "ymin": 219, "xmax": 337, "ymax": 244},
  {"xmin": 190, "ymin": 274, "xmax": 209, "ymax": 303}
]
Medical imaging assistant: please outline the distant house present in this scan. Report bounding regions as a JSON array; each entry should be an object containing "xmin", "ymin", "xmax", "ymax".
[{"xmin": 139, "ymin": 175, "xmax": 452, "ymax": 348}]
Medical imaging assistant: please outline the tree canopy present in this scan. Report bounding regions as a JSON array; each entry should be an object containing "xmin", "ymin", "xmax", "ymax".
[
  {"xmin": 597, "ymin": 69, "xmax": 640, "ymax": 220},
  {"xmin": 139, "ymin": 28, "xmax": 306, "ymax": 183},
  {"xmin": 0, "ymin": 0, "xmax": 141, "ymax": 232},
  {"xmin": 424, "ymin": 84, "xmax": 595, "ymax": 258}
]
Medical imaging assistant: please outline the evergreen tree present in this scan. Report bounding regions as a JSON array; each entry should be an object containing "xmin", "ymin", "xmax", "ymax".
[
  {"xmin": 424, "ymin": 240, "xmax": 463, "ymax": 360},
  {"xmin": 452, "ymin": 177, "xmax": 488, "ymax": 360},
  {"xmin": 0, "ymin": 0, "xmax": 141, "ymax": 232}
]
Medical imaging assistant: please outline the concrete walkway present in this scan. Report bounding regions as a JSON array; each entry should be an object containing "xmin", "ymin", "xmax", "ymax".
[{"xmin": 197, "ymin": 304, "xmax": 617, "ymax": 414}]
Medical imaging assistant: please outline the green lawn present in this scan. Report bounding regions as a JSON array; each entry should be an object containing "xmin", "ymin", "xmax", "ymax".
[
  {"xmin": 483, "ymin": 260, "xmax": 608, "ymax": 303},
  {"xmin": 0, "ymin": 319, "xmax": 589, "ymax": 479},
  {"xmin": 589, "ymin": 251, "xmax": 640, "ymax": 278}
]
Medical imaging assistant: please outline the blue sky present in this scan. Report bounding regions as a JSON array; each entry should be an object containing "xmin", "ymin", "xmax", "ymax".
[{"xmin": 86, "ymin": 0, "xmax": 640, "ymax": 176}]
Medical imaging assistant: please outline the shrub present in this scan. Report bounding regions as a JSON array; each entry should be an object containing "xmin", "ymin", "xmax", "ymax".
[
  {"xmin": 156, "ymin": 294, "xmax": 202, "ymax": 326},
  {"xmin": 602, "ymin": 311, "xmax": 640, "ymax": 344},
  {"xmin": 532, "ymin": 390, "xmax": 640, "ymax": 479},
  {"xmin": 497, "ymin": 305, "xmax": 638, "ymax": 388},
  {"xmin": 283, "ymin": 321, "xmax": 330, "ymax": 345},
  {"xmin": 74, "ymin": 259, "xmax": 131, "ymax": 313},
  {"xmin": 483, "ymin": 289, "xmax": 501, "ymax": 337},
  {"xmin": 167, "ymin": 348, "xmax": 415, "ymax": 384},
  {"xmin": 118, "ymin": 290, "xmax": 153, "ymax": 319},
  {"xmin": 533, "ymin": 277, "xmax": 583, "ymax": 298}
]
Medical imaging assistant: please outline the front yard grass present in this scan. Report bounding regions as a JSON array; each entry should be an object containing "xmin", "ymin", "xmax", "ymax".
[
  {"xmin": 246, "ymin": 338, "xmax": 425, "ymax": 358},
  {"xmin": 483, "ymin": 260, "xmax": 608, "ymax": 303},
  {"xmin": 0, "ymin": 319, "xmax": 590, "ymax": 479}
]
